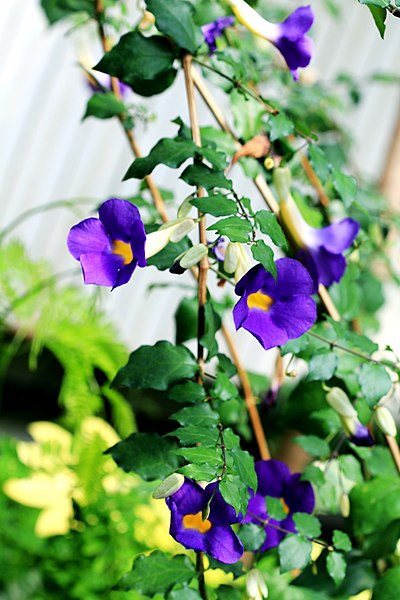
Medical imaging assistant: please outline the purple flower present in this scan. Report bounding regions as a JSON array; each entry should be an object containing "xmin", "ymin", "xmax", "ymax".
[
  {"xmin": 67, "ymin": 198, "xmax": 146, "ymax": 289},
  {"xmin": 245, "ymin": 459, "xmax": 315, "ymax": 551},
  {"xmin": 341, "ymin": 416, "xmax": 374, "ymax": 447},
  {"xmin": 166, "ymin": 478, "xmax": 244, "ymax": 564},
  {"xmin": 86, "ymin": 70, "xmax": 129, "ymax": 97},
  {"xmin": 233, "ymin": 258, "xmax": 316, "ymax": 351},
  {"xmin": 201, "ymin": 16, "xmax": 235, "ymax": 54},
  {"xmin": 228, "ymin": 1, "xmax": 314, "ymax": 80},
  {"xmin": 210, "ymin": 236, "xmax": 227, "ymax": 261}
]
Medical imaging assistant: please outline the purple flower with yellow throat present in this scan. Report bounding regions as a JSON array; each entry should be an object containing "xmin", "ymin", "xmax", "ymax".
[
  {"xmin": 274, "ymin": 167, "xmax": 360, "ymax": 290},
  {"xmin": 67, "ymin": 198, "xmax": 146, "ymax": 289},
  {"xmin": 166, "ymin": 478, "xmax": 244, "ymax": 564},
  {"xmin": 233, "ymin": 258, "xmax": 316, "ymax": 351},
  {"xmin": 201, "ymin": 16, "xmax": 235, "ymax": 54},
  {"xmin": 245, "ymin": 459, "xmax": 315, "ymax": 551},
  {"xmin": 228, "ymin": 0, "xmax": 314, "ymax": 80}
]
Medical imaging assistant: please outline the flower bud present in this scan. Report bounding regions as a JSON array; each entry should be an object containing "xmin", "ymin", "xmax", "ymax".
[
  {"xmin": 235, "ymin": 243, "xmax": 253, "ymax": 282},
  {"xmin": 223, "ymin": 242, "xmax": 239, "ymax": 274},
  {"xmin": 326, "ymin": 387, "xmax": 357, "ymax": 418},
  {"xmin": 179, "ymin": 244, "xmax": 208, "ymax": 269},
  {"xmin": 273, "ymin": 167, "xmax": 292, "ymax": 203},
  {"xmin": 340, "ymin": 493, "xmax": 350, "ymax": 518},
  {"xmin": 374, "ymin": 406, "xmax": 397, "ymax": 437},
  {"xmin": 145, "ymin": 218, "xmax": 195, "ymax": 258},
  {"xmin": 177, "ymin": 194, "xmax": 195, "ymax": 219},
  {"xmin": 246, "ymin": 569, "xmax": 269, "ymax": 600},
  {"xmin": 168, "ymin": 218, "xmax": 196, "ymax": 243},
  {"xmin": 152, "ymin": 473, "xmax": 185, "ymax": 499}
]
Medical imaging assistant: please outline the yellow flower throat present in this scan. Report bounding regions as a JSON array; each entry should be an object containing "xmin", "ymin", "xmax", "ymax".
[
  {"xmin": 247, "ymin": 291, "xmax": 274, "ymax": 311},
  {"xmin": 182, "ymin": 511, "xmax": 212, "ymax": 533},
  {"xmin": 112, "ymin": 240, "xmax": 133, "ymax": 265}
]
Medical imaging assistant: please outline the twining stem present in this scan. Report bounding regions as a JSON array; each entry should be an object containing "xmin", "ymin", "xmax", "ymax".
[{"xmin": 190, "ymin": 66, "xmax": 340, "ymax": 321}]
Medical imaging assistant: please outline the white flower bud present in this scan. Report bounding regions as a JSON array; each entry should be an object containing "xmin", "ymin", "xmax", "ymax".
[
  {"xmin": 223, "ymin": 242, "xmax": 239, "ymax": 274},
  {"xmin": 340, "ymin": 415, "xmax": 356, "ymax": 437},
  {"xmin": 234, "ymin": 243, "xmax": 253, "ymax": 282},
  {"xmin": 374, "ymin": 406, "xmax": 397, "ymax": 437},
  {"xmin": 326, "ymin": 387, "xmax": 357, "ymax": 418},
  {"xmin": 145, "ymin": 218, "xmax": 195, "ymax": 259},
  {"xmin": 179, "ymin": 244, "xmax": 208, "ymax": 269},
  {"xmin": 246, "ymin": 569, "xmax": 269, "ymax": 600},
  {"xmin": 177, "ymin": 195, "xmax": 195, "ymax": 219},
  {"xmin": 273, "ymin": 167, "xmax": 292, "ymax": 203},
  {"xmin": 168, "ymin": 218, "xmax": 195, "ymax": 243},
  {"xmin": 152, "ymin": 473, "xmax": 185, "ymax": 499},
  {"xmin": 340, "ymin": 493, "xmax": 350, "ymax": 518}
]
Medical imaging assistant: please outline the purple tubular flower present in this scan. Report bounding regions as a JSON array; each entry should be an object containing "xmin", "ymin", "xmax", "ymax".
[
  {"xmin": 350, "ymin": 422, "xmax": 374, "ymax": 447},
  {"xmin": 201, "ymin": 16, "xmax": 235, "ymax": 54},
  {"xmin": 272, "ymin": 6, "xmax": 314, "ymax": 80},
  {"xmin": 67, "ymin": 198, "xmax": 146, "ymax": 289},
  {"xmin": 211, "ymin": 236, "xmax": 227, "ymax": 262},
  {"xmin": 233, "ymin": 258, "xmax": 317, "ymax": 351},
  {"xmin": 166, "ymin": 478, "xmax": 244, "ymax": 564},
  {"xmin": 245, "ymin": 459, "xmax": 315, "ymax": 551}
]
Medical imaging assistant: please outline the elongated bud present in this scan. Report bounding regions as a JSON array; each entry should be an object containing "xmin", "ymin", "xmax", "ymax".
[
  {"xmin": 273, "ymin": 167, "xmax": 292, "ymax": 203},
  {"xmin": 224, "ymin": 242, "xmax": 239, "ymax": 274},
  {"xmin": 145, "ymin": 218, "xmax": 195, "ymax": 258},
  {"xmin": 326, "ymin": 387, "xmax": 357, "ymax": 418},
  {"xmin": 168, "ymin": 218, "xmax": 196, "ymax": 243},
  {"xmin": 152, "ymin": 473, "xmax": 184, "ymax": 499},
  {"xmin": 340, "ymin": 493, "xmax": 350, "ymax": 518},
  {"xmin": 374, "ymin": 406, "xmax": 397, "ymax": 437},
  {"xmin": 235, "ymin": 243, "xmax": 253, "ymax": 282},
  {"xmin": 177, "ymin": 194, "xmax": 195, "ymax": 219},
  {"xmin": 246, "ymin": 569, "xmax": 269, "ymax": 600},
  {"xmin": 179, "ymin": 244, "xmax": 208, "ymax": 269},
  {"xmin": 340, "ymin": 415, "xmax": 356, "ymax": 437}
]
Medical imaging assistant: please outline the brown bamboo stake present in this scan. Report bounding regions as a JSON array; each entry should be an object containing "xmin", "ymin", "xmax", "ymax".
[{"xmin": 299, "ymin": 151, "xmax": 330, "ymax": 208}]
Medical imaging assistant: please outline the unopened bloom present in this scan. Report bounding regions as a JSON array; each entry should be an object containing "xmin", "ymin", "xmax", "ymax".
[
  {"xmin": 228, "ymin": 0, "xmax": 314, "ymax": 80},
  {"xmin": 374, "ymin": 405, "xmax": 397, "ymax": 437},
  {"xmin": 245, "ymin": 459, "xmax": 315, "ymax": 551},
  {"xmin": 341, "ymin": 415, "xmax": 374, "ymax": 447},
  {"xmin": 166, "ymin": 478, "xmax": 243, "ymax": 564},
  {"xmin": 67, "ymin": 198, "xmax": 146, "ymax": 289},
  {"xmin": 145, "ymin": 218, "xmax": 196, "ymax": 259},
  {"xmin": 233, "ymin": 258, "xmax": 316, "ymax": 351},
  {"xmin": 224, "ymin": 242, "xmax": 253, "ymax": 282},
  {"xmin": 274, "ymin": 168, "xmax": 360, "ymax": 289},
  {"xmin": 201, "ymin": 16, "xmax": 235, "ymax": 54},
  {"xmin": 247, "ymin": 569, "xmax": 269, "ymax": 600}
]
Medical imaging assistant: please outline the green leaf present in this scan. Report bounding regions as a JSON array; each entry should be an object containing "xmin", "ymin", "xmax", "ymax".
[
  {"xmin": 269, "ymin": 113, "xmax": 294, "ymax": 142},
  {"xmin": 115, "ymin": 551, "xmax": 195, "ymax": 594},
  {"xmin": 190, "ymin": 195, "xmax": 237, "ymax": 217},
  {"xmin": 172, "ymin": 424, "xmax": 218, "ymax": 447},
  {"xmin": 113, "ymin": 340, "xmax": 198, "ymax": 391},
  {"xmin": 174, "ymin": 446, "xmax": 221, "ymax": 465},
  {"xmin": 171, "ymin": 403, "xmax": 219, "ymax": 427},
  {"xmin": 105, "ymin": 432, "xmax": 179, "ymax": 480},
  {"xmin": 179, "ymin": 463, "xmax": 217, "ymax": 480},
  {"xmin": 207, "ymin": 217, "xmax": 252, "ymax": 243},
  {"xmin": 307, "ymin": 351, "xmax": 337, "ymax": 381},
  {"xmin": 301, "ymin": 465, "xmax": 325, "ymax": 486},
  {"xmin": 372, "ymin": 565, "xmax": 400, "ymax": 599},
  {"xmin": 175, "ymin": 296, "xmax": 197, "ymax": 344},
  {"xmin": 167, "ymin": 587, "xmax": 202, "ymax": 600},
  {"xmin": 339, "ymin": 454, "xmax": 363, "ymax": 484},
  {"xmin": 232, "ymin": 447, "xmax": 257, "ymax": 491},
  {"xmin": 358, "ymin": 0, "xmax": 389, "ymax": 6},
  {"xmin": 254, "ymin": 211, "xmax": 288, "ymax": 249},
  {"xmin": 220, "ymin": 474, "xmax": 250, "ymax": 516},
  {"xmin": 168, "ymin": 382, "xmax": 207, "ymax": 404},
  {"xmin": 358, "ymin": 363, "xmax": 392, "ymax": 406},
  {"xmin": 266, "ymin": 496, "xmax": 288, "ymax": 520},
  {"xmin": 201, "ymin": 301, "xmax": 222, "ymax": 359},
  {"xmin": 251, "ymin": 240, "xmax": 276, "ymax": 277},
  {"xmin": 40, "ymin": 0, "xmax": 94, "ymax": 24},
  {"xmin": 146, "ymin": 0, "xmax": 202, "ymax": 53},
  {"xmin": 181, "ymin": 163, "xmax": 232, "ymax": 190},
  {"xmin": 293, "ymin": 513, "xmax": 322, "ymax": 538},
  {"xmin": 332, "ymin": 168, "xmax": 357, "ymax": 208},
  {"xmin": 129, "ymin": 68, "xmax": 177, "ymax": 97},
  {"xmin": 238, "ymin": 523, "xmax": 266, "ymax": 551},
  {"xmin": 95, "ymin": 32, "xmax": 175, "ymax": 87},
  {"xmin": 368, "ymin": 6, "xmax": 387, "ymax": 38},
  {"xmin": 125, "ymin": 138, "xmax": 197, "ymax": 179},
  {"xmin": 308, "ymin": 145, "xmax": 331, "ymax": 181},
  {"xmin": 278, "ymin": 535, "xmax": 312, "ymax": 572},
  {"xmin": 83, "ymin": 92, "xmax": 125, "ymax": 120},
  {"xmin": 211, "ymin": 372, "xmax": 238, "ymax": 401},
  {"xmin": 326, "ymin": 551, "xmax": 347, "ymax": 586},
  {"xmin": 295, "ymin": 435, "xmax": 330, "ymax": 457},
  {"xmin": 332, "ymin": 530, "xmax": 352, "ymax": 552},
  {"xmin": 350, "ymin": 476, "xmax": 400, "ymax": 535}
]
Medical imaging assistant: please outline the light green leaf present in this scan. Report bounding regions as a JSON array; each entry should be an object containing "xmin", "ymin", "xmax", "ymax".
[
  {"xmin": 238, "ymin": 523, "xmax": 266, "ymax": 551},
  {"xmin": 308, "ymin": 145, "xmax": 331, "ymax": 181},
  {"xmin": 350, "ymin": 476, "xmax": 400, "ymax": 535},
  {"xmin": 232, "ymin": 447, "xmax": 257, "ymax": 491},
  {"xmin": 332, "ymin": 530, "xmax": 352, "ymax": 552},
  {"xmin": 359, "ymin": 363, "xmax": 392, "ymax": 406},
  {"xmin": 251, "ymin": 240, "xmax": 276, "ymax": 278},
  {"xmin": 269, "ymin": 113, "xmax": 294, "ymax": 142},
  {"xmin": 307, "ymin": 351, "xmax": 337, "ymax": 381},
  {"xmin": 278, "ymin": 535, "xmax": 312, "ymax": 572},
  {"xmin": 332, "ymin": 168, "xmax": 357, "ymax": 208},
  {"xmin": 190, "ymin": 194, "xmax": 237, "ymax": 217},
  {"xmin": 326, "ymin": 551, "xmax": 347, "ymax": 586},
  {"xmin": 372, "ymin": 565, "xmax": 400, "ymax": 599},
  {"xmin": 220, "ymin": 474, "xmax": 250, "ymax": 516},
  {"xmin": 254, "ymin": 211, "xmax": 287, "ymax": 249},
  {"xmin": 208, "ymin": 217, "xmax": 252, "ymax": 243},
  {"xmin": 174, "ymin": 446, "xmax": 221, "ymax": 465},
  {"xmin": 293, "ymin": 513, "xmax": 321, "ymax": 538},
  {"xmin": 295, "ymin": 435, "xmax": 330, "ymax": 457}
]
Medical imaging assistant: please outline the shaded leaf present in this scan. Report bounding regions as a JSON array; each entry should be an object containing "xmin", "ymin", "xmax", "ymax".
[
  {"xmin": 251, "ymin": 240, "xmax": 276, "ymax": 277},
  {"xmin": 358, "ymin": 363, "xmax": 392, "ymax": 406},
  {"xmin": 254, "ymin": 210, "xmax": 288, "ymax": 249},
  {"xmin": 190, "ymin": 194, "xmax": 237, "ymax": 217},
  {"xmin": 181, "ymin": 163, "xmax": 232, "ymax": 190},
  {"xmin": 146, "ymin": 0, "xmax": 202, "ymax": 53},
  {"xmin": 279, "ymin": 535, "xmax": 312, "ymax": 572},
  {"xmin": 326, "ymin": 551, "xmax": 347, "ymax": 586},
  {"xmin": 83, "ymin": 93, "xmax": 125, "ymax": 120}
]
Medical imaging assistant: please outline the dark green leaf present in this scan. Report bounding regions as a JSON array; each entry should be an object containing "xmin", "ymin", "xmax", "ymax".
[
  {"xmin": 190, "ymin": 195, "xmax": 237, "ymax": 217},
  {"xmin": 146, "ymin": 0, "xmax": 202, "ymax": 53},
  {"xmin": 171, "ymin": 424, "xmax": 218, "ymax": 447},
  {"xmin": 332, "ymin": 168, "xmax": 357, "ymax": 208},
  {"xmin": 358, "ymin": 363, "xmax": 392, "ymax": 406},
  {"xmin": 269, "ymin": 113, "xmax": 294, "ymax": 142},
  {"xmin": 232, "ymin": 447, "xmax": 257, "ymax": 491},
  {"xmin": 175, "ymin": 296, "xmax": 197, "ymax": 344},
  {"xmin": 326, "ymin": 551, "xmax": 347, "ymax": 586},
  {"xmin": 167, "ymin": 587, "xmax": 202, "ymax": 600},
  {"xmin": 350, "ymin": 476, "xmax": 400, "ymax": 535},
  {"xmin": 220, "ymin": 474, "xmax": 250, "ymax": 516},
  {"xmin": 124, "ymin": 138, "xmax": 197, "ymax": 179},
  {"xmin": 41, "ymin": 0, "xmax": 94, "ymax": 24},
  {"xmin": 147, "ymin": 237, "xmax": 190, "ymax": 271},
  {"xmin": 129, "ymin": 68, "xmax": 177, "ymax": 97},
  {"xmin": 332, "ymin": 530, "xmax": 352, "ymax": 552},
  {"xmin": 95, "ymin": 32, "xmax": 175, "ymax": 86},
  {"xmin": 181, "ymin": 163, "xmax": 232, "ymax": 190},
  {"xmin": 115, "ymin": 551, "xmax": 195, "ymax": 594},
  {"xmin": 211, "ymin": 372, "xmax": 238, "ymax": 401},
  {"xmin": 293, "ymin": 513, "xmax": 321, "ymax": 538},
  {"xmin": 208, "ymin": 217, "xmax": 252, "ymax": 243},
  {"xmin": 308, "ymin": 145, "xmax": 331, "ymax": 181},
  {"xmin": 170, "ymin": 403, "xmax": 219, "ymax": 427},
  {"xmin": 307, "ymin": 351, "xmax": 337, "ymax": 381},
  {"xmin": 83, "ymin": 92, "xmax": 125, "ymax": 120},
  {"xmin": 295, "ymin": 435, "xmax": 330, "ymax": 457},
  {"xmin": 238, "ymin": 523, "xmax": 266, "ymax": 551},
  {"xmin": 168, "ymin": 382, "xmax": 207, "ymax": 404},
  {"xmin": 278, "ymin": 535, "xmax": 312, "ymax": 572},
  {"xmin": 372, "ymin": 565, "xmax": 400, "ymax": 599},
  {"xmin": 105, "ymin": 432, "xmax": 179, "ymax": 480},
  {"xmin": 251, "ymin": 240, "xmax": 276, "ymax": 277},
  {"xmin": 201, "ymin": 301, "xmax": 222, "ymax": 359},
  {"xmin": 368, "ymin": 6, "xmax": 387, "ymax": 38},
  {"xmin": 113, "ymin": 340, "xmax": 198, "ymax": 391},
  {"xmin": 175, "ymin": 446, "xmax": 221, "ymax": 465},
  {"xmin": 254, "ymin": 211, "xmax": 288, "ymax": 249}
]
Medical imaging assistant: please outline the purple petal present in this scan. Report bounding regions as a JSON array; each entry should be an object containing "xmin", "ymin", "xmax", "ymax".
[
  {"xmin": 238, "ymin": 310, "xmax": 289, "ymax": 351},
  {"xmin": 255, "ymin": 460, "xmax": 291, "ymax": 497},
  {"xmin": 270, "ymin": 296, "xmax": 317, "ymax": 340},
  {"xmin": 130, "ymin": 218, "xmax": 146, "ymax": 268},
  {"xmin": 261, "ymin": 518, "xmax": 285, "ymax": 550},
  {"xmin": 204, "ymin": 525, "xmax": 244, "ymax": 563},
  {"xmin": 235, "ymin": 263, "xmax": 272, "ymax": 297},
  {"xmin": 112, "ymin": 261, "xmax": 137, "ymax": 289},
  {"xmin": 205, "ymin": 483, "xmax": 241, "ymax": 525},
  {"xmin": 278, "ymin": 6, "xmax": 314, "ymax": 41},
  {"xmin": 201, "ymin": 16, "xmax": 234, "ymax": 54},
  {"xmin": 99, "ymin": 198, "xmax": 142, "ymax": 243},
  {"xmin": 168, "ymin": 501, "xmax": 208, "ymax": 554},
  {"xmin": 350, "ymin": 422, "xmax": 374, "ymax": 447},
  {"xmin": 274, "ymin": 34, "xmax": 314, "ymax": 75},
  {"xmin": 284, "ymin": 474, "xmax": 315, "ymax": 514},
  {"xmin": 67, "ymin": 218, "xmax": 111, "ymax": 260},
  {"xmin": 79, "ymin": 252, "xmax": 123, "ymax": 286},
  {"xmin": 245, "ymin": 491, "xmax": 269, "ymax": 524},
  {"xmin": 309, "ymin": 247, "xmax": 347, "ymax": 287},
  {"xmin": 166, "ymin": 479, "xmax": 205, "ymax": 516},
  {"xmin": 311, "ymin": 218, "xmax": 360, "ymax": 254},
  {"xmin": 273, "ymin": 258, "xmax": 315, "ymax": 298}
]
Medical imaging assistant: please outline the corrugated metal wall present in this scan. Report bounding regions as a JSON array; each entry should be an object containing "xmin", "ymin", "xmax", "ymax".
[{"xmin": 1, "ymin": 0, "xmax": 399, "ymax": 367}]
